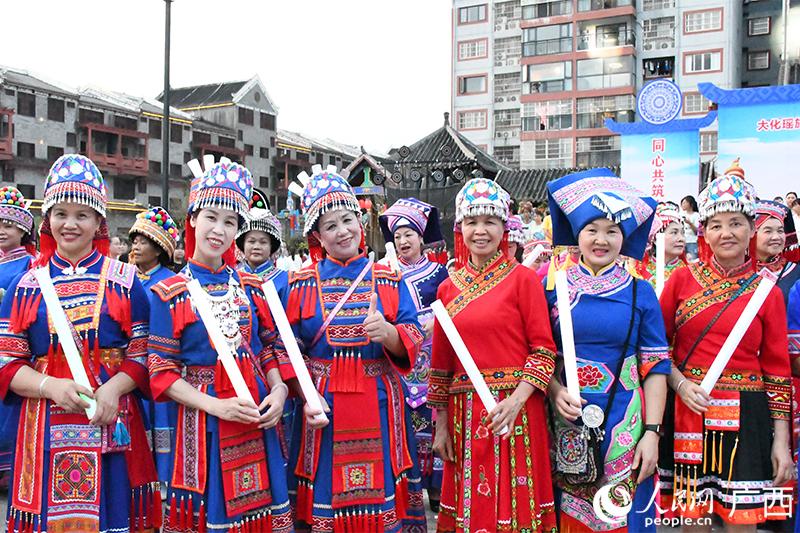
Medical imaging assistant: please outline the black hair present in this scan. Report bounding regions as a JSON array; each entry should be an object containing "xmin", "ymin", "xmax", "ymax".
[{"xmin": 680, "ymin": 195, "xmax": 698, "ymax": 212}]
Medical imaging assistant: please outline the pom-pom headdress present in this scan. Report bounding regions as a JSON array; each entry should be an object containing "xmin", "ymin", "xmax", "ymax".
[
  {"xmin": 185, "ymin": 155, "xmax": 253, "ymax": 266},
  {"xmin": 129, "ymin": 206, "xmax": 180, "ymax": 258},
  {"xmin": 288, "ymin": 164, "xmax": 362, "ymax": 263},
  {"xmin": 236, "ymin": 187, "xmax": 282, "ymax": 254},
  {"xmin": 36, "ymin": 154, "xmax": 109, "ymax": 266}
]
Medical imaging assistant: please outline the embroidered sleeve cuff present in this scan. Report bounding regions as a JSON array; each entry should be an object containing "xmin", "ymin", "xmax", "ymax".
[
  {"xmin": 765, "ymin": 375, "xmax": 792, "ymax": 420},
  {"xmin": 639, "ymin": 347, "xmax": 671, "ymax": 380},
  {"xmin": 520, "ymin": 348, "xmax": 556, "ymax": 393},
  {"xmin": 150, "ymin": 370, "xmax": 181, "ymax": 403},
  {"xmin": 427, "ymin": 368, "xmax": 454, "ymax": 408},
  {"xmin": 257, "ymin": 348, "xmax": 279, "ymax": 374},
  {"xmin": 789, "ymin": 331, "xmax": 800, "ymax": 360},
  {"xmin": 119, "ymin": 359, "xmax": 150, "ymax": 398},
  {"xmin": 0, "ymin": 359, "xmax": 29, "ymax": 400},
  {"xmin": 384, "ymin": 323, "xmax": 424, "ymax": 375},
  {"xmin": 277, "ymin": 350, "xmax": 297, "ymax": 382}
]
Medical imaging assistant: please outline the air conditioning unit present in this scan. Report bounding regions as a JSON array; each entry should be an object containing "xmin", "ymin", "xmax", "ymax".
[
  {"xmin": 644, "ymin": 42, "xmax": 653, "ymax": 50},
  {"xmin": 496, "ymin": 96, "xmax": 506, "ymax": 103},
  {"xmin": 660, "ymin": 42, "xmax": 670, "ymax": 49}
]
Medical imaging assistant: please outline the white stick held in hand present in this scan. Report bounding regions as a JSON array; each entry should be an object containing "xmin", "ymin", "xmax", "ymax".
[
  {"xmin": 263, "ymin": 281, "xmax": 328, "ymax": 424},
  {"xmin": 555, "ymin": 271, "xmax": 581, "ymax": 406},
  {"xmin": 700, "ymin": 275, "xmax": 776, "ymax": 394},
  {"xmin": 522, "ymin": 244, "xmax": 545, "ymax": 269},
  {"xmin": 655, "ymin": 233, "xmax": 666, "ymax": 299},
  {"xmin": 430, "ymin": 300, "xmax": 508, "ymax": 435},
  {"xmin": 384, "ymin": 243, "xmax": 401, "ymax": 274},
  {"xmin": 187, "ymin": 279, "xmax": 255, "ymax": 404}
]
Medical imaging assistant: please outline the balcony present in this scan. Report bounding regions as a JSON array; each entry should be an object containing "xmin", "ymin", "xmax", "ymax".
[
  {"xmin": 577, "ymin": 72, "xmax": 636, "ymax": 90},
  {"xmin": 642, "ymin": 36, "xmax": 675, "ymax": 51},
  {"xmin": 523, "ymin": 79, "xmax": 573, "ymax": 94},
  {"xmin": 522, "ymin": 0, "xmax": 572, "ymax": 20},
  {"xmin": 643, "ymin": 57, "xmax": 675, "ymax": 80},
  {"xmin": 577, "ymin": 0, "xmax": 634, "ymax": 12},
  {"xmin": 196, "ymin": 143, "xmax": 246, "ymax": 165},
  {"xmin": 578, "ymin": 28, "xmax": 635, "ymax": 51},
  {"xmin": 82, "ymin": 122, "xmax": 148, "ymax": 176},
  {"xmin": 0, "ymin": 109, "xmax": 12, "ymax": 161},
  {"xmin": 523, "ymin": 37, "xmax": 573, "ymax": 57}
]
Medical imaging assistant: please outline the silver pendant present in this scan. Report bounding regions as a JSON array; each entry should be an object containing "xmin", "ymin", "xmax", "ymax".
[{"xmin": 582, "ymin": 404, "xmax": 604, "ymax": 429}]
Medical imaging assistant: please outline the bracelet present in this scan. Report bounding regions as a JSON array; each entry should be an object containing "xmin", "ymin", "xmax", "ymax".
[
  {"xmin": 38, "ymin": 376, "xmax": 51, "ymax": 399},
  {"xmin": 676, "ymin": 378, "xmax": 688, "ymax": 394}
]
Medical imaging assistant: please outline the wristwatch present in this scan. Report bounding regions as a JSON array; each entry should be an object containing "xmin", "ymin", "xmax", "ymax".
[{"xmin": 644, "ymin": 424, "xmax": 663, "ymax": 437}]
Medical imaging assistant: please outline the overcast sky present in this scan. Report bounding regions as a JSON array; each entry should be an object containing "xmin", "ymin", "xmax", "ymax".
[{"xmin": 3, "ymin": 1, "xmax": 452, "ymax": 152}]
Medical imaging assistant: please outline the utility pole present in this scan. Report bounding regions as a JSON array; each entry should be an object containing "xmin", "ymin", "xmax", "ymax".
[
  {"xmin": 783, "ymin": 0, "xmax": 791, "ymax": 85},
  {"xmin": 161, "ymin": 0, "xmax": 172, "ymax": 208}
]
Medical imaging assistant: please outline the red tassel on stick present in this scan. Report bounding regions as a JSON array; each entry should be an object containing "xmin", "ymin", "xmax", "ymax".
[
  {"xmin": 169, "ymin": 493, "xmax": 177, "ymax": 529},
  {"xmin": 198, "ymin": 501, "xmax": 207, "ymax": 533}
]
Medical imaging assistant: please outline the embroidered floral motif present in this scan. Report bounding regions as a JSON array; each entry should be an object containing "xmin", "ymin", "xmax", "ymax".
[{"xmin": 577, "ymin": 365, "xmax": 603, "ymax": 388}]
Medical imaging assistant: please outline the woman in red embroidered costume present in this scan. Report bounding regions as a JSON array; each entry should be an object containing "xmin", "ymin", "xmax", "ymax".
[
  {"xmin": 659, "ymin": 160, "xmax": 794, "ymax": 529},
  {"xmin": 276, "ymin": 166, "xmax": 427, "ymax": 532},
  {"xmin": 147, "ymin": 158, "xmax": 292, "ymax": 533},
  {"xmin": 429, "ymin": 178, "xmax": 558, "ymax": 532},
  {"xmin": 0, "ymin": 154, "xmax": 160, "ymax": 532},
  {"xmin": 630, "ymin": 201, "xmax": 688, "ymax": 288}
]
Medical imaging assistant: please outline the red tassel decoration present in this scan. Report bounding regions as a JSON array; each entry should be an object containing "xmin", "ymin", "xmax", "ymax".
[
  {"xmin": 7, "ymin": 510, "xmax": 15, "ymax": 533},
  {"xmin": 355, "ymin": 353, "xmax": 364, "ymax": 393},
  {"xmin": 252, "ymin": 292, "xmax": 274, "ymax": 330},
  {"xmin": 186, "ymin": 495, "xmax": 195, "ymax": 532},
  {"xmin": 395, "ymin": 476, "xmax": 409, "ymax": 519},
  {"xmin": 136, "ymin": 487, "xmax": 144, "ymax": 532},
  {"xmin": 198, "ymin": 501, "xmax": 206, "ymax": 533},
  {"xmin": 169, "ymin": 493, "xmax": 177, "ymax": 529},
  {"xmin": 179, "ymin": 496, "xmax": 186, "ymax": 532},
  {"xmin": 152, "ymin": 486, "xmax": 163, "ymax": 529},
  {"xmin": 265, "ymin": 510, "xmax": 273, "ymax": 533},
  {"xmin": 286, "ymin": 283, "xmax": 301, "ymax": 323}
]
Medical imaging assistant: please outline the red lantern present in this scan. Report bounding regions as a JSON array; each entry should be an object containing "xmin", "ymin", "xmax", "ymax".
[
  {"xmin": 364, "ymin": 198, "xmax": 373, "ymax": 210},
  {"xmin": 358, "ymin": 199, "xmax": 366, "ymax": 210}
]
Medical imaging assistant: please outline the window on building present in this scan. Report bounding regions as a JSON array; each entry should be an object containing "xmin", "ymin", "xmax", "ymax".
[
  {"xmin": 170, "ymin": 123, "xmax": 183, "ymax": 143},
  {"xmin": 577, "ymin": 0, "xmax": 632, "ymax": 12},
  {"xmin": 79, "ymin": 108, "xmax": 104, "ymax": 124},
  {"xmin": 296, "ymin": 152, "xmax": 309, "ymax": 162},
  {"xmin": 748, "ymin": 50, "xmax": 770, "ymax": 70},
  {"xmin": 523, "ymin": 138, "xmax": 572, "ymax": 169},
  {"xmin": 700, "ymin": 131, "xmax": 718, "ymax": 153},
  {"xmin": 643, "ymin": 0, "xmax": 674, "ymax": 10},
  {"xmin": 576, "ymin": 56, "xmax": 635, "ymax": 90},
  {"xmin": 522, "ymin": 24, "xmax": 572, "ymax": 57},
  {"xmin": 494, "ymin": 72, "xmax": 521, "ymax": 103},
  {"xmin": 459, "ymin": 39, "xmax": 488, "ymax": 61},
  {"xmin": 149, "ymin": 161, "xmax": 162, "ymax": 175},
  {"xmin": 47, "ymin": 98, "xmax": 64, "ymax": 122},
  {"xmin": 684, "ymin": 50, "xmax": 722, "ymax": 74},
  {"xmin": 115, "ymin": 179, "xmax": 136, "ymax": 200},
  {"xmin": 17, "ymin": 92, "xmax": 36, "ymax": 117},
  {"xmin": 149, "ymin": 119, "xmax": 162, "ymax": 139},
  {"xmin": 522, "ymin": 99, "xmax": 573, "ymax": 131},
  {"xmin": 522, "ymin": 0, "xmax": 571, "ymax": 19},
  {"xmin": 684, "ymin": 9, "xmax": 722, "ymax": 33},
  {"xmin": 184, "ymin": 151, "xmax": 191, "ymax": 162},
  {"xmin": 237, "ymin": 130, "xmax": 243, "ymax": 141},
  {"xmin": 148, "ymin": 195, "xmax": 161, "ymax": 207},
  {"xmin": 260, "ymin": 147, "xmax": 269, "ymax": 159},
  {"xmin": 193, "ymin": 131, "xmax": 211, "ymax": 145},
  {"xmin": 260, "ymin": 112, "xmax": 276, "ymax": 130},
  {"xmin": 66, "ymin": 132, "xmax": 76, "ymax": 147},
  {"xmin": 642, "ymin": 17, "xmax": 675, "ymax": 50},
  {"xmin": 114, "ymin": 115, "xmax": 137, "ymax": 131},
  {"xmin": 494, "ymin": 109, "xmax": 521, "ymax": 133},
  {"xmin": 458, "ymin": 75, "xmax": 487, "ymax": 95},
  {"xmin": 3, "ymin": 89, "xmax": 14, "ymax": 97},
  {"xmin": 643, "ymin": 57, "xmax": 675, "ymax": 79},
  {"xmin": 748, "ymin": 17, "xmax": 770, "ymax": 36},
  {"xmin": 457, "ymin": 110, "xmax": 487, "ymax": 130},
  {"xmin": 494, "ymin": 37, "xmax": 521, "ymax": 67},
  {"xmin": 17, "ymin": 141, "xmax": 35, "ymax": 158},
  {"xmin": 138, "ymin": 180, "xmax": 147, "ymax": 194},
  {"xmin": 244, "ymin": 144, "xmax": 254, "ymax": 156},
  {"xmin": 576, "ymin": 136, "xmax": 621, "ymax": 167},
  {"xmin": 683, "ymin": 93, "xmax": 710, "ymax": 114},
  {"xmin": 493, "ymin": 146, "xmax": 520, "ymax": 166},
  {"xmin": 459, "ymin": 4, "xmax": 487, "ymax": 24},
  {"xmin": 1, "ymin": 167, "xmax": 14, "ymax": 182},
  {"xmin": 523, "ymin": 61, "xmax": 573, "ymax": 93},
  {"xmin": 47, "ymin": 146, "xmax": 63, "ymax": 161},
  {"xmin": 576, "ymin": 95, "xmax": 635, "ymax": 129},
  {"xmin": 219, "ymin": 136, "xmax": 235, "ymax": 148},
  {"xmin": 18, "ymin": 184, "xmax": 34, "ymax": 199},
  {"xmin": 169, "ymin": 163, "xmax": 182, "ymax": 178},
  {"xmin": 238, "ymin": 107, "xmax": 254, "ymax": 126},
  {"xmin": 578, "ymin": 22, "xmax": 634, "ymax": 51}
]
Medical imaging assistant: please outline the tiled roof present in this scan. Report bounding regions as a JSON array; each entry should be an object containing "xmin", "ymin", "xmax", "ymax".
[
  {"xmin": 0, "ymin": 65, "xmax": 77, "ymax": 96},
  {"xmin": 496, "ymin": 166, "xmax": 622, "ymax": 202},
  {"xmin": 163, "ymin": 81, "xmax": 247, "ymax": 109}
]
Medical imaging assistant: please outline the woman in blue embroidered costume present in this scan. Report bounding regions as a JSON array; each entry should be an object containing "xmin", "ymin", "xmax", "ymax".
[
  {"xmin": 0, "ymin": 186, "xmax": 35, "ymax": 476},
  {"xmin": 629, "ymin": 201, "xmax": 687, "ymax": 289},
  {"xmin": 379, "ymin": 197, "xmax": 449, "ymax": 511},
  {"xmin": 659, "ymin": 160, "xmax": 793, "ymax": 528},
  {"xmin": 545, "ymin": 168, "xmax": 670, "ymax": 532},
  {"xmin": 429, "ymin": 178, "xmax": 559, "ymax": 532},
  {"xmin": 276, "ymin": 165, "xmax": 426, "ymax": 532},
  {"xmin": 0, "ymin": 154, "xmax": 160, "ymax": 532},
  {"xmin": 146, "ymin": 157, "xmax": 292, "ymax": 533},
  {"xmin": 237, "ymin": 188, "xmax": 289, "ymax": 299},
  {"xmin": 129, "ymin": 206, "xmax": 181, "ymax": 487}
]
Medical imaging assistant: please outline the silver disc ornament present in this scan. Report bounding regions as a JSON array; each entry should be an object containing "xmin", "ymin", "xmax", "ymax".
[{"xmin": 582, "ymin": 404, "xmax": 605, "ymax": 429}]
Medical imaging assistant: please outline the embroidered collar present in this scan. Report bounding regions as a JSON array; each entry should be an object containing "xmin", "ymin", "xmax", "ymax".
[
  {"xmin": 448, "ymin": 251, "xmax": 514, "ymax": 316},
  {"xmin": 137, "ymin": 263, "xmax": 162, "ymax": 282},
  {"xmin": 243, "ymin": 259, "xmax": 276, "ymax": 278},
  {"xmin": 464, "ymin": 250, "xmax": 504, "ymax": 277},
  {"xmin": 0, "ymin": 246, "xmax": 29, "ymax": 264},
  {"xmin": 710, "ymin": 256, "xmax": 753, "ymax": 278},
  {"xmin": 567, "ymin": 261, "xmax": 630, "ymax": 299},
  {"xmin": 326, "ymin": 250, "xmax": 367, "ymax": 267},
  {"xmin": 577, "ymin": 257, "xmax": 616, "ymax": 277},
  {"xmin": 758, "ymin": 255, "xmax": 786, "ymax": 274},
  {"xmin": 188, "ymin": 257, "xmax": 227, "ymax": 274},
  {"xmin": 52, "ymin": 248, "xmax": 102, "ymax": 275},
  {"xmin": 399, "ymin": 254, "xmax": 426, "ymax": 270}
]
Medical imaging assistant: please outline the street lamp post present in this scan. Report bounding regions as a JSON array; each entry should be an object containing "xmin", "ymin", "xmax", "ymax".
[{"xmin": 161, "ymin": 0, "xmax": 172, "ymax": 208}]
